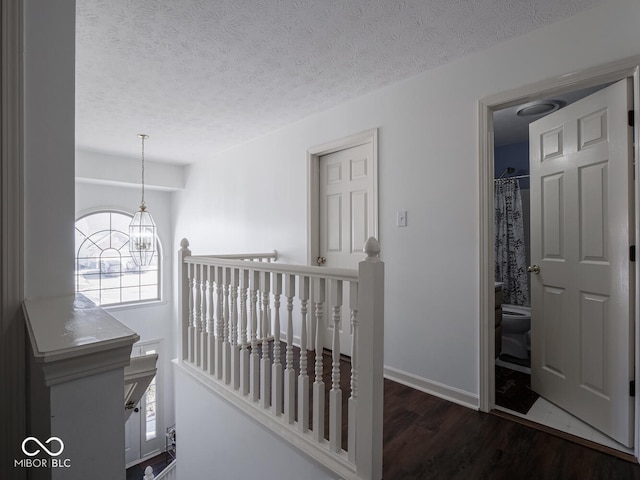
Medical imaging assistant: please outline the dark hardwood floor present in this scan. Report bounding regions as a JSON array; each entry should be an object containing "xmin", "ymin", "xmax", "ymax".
[
  {"xmin": 255, "ymin": 341, "xmax": 640, "ymax": 478},
  {"xmin": 126, "ymin": 452, "xmax": 171, "ymax": 480},
  {"xmin": 383, "ymin": 378, "xmax": 640, "ymax": 480},
  {"xmin": 154, "ymin": 342, "xmax": 640, "ymax": 479}
]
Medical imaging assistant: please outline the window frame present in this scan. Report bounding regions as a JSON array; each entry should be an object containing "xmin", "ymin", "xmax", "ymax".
[{"xmin": 74, "ymin": 209, "xmax": 163, "ymax": 308}]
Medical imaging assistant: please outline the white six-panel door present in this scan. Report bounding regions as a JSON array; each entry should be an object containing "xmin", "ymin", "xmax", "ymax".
[
  {"xmin": 318, "ymin": 141, "xmax": 376, "ymax": 354},
  {"xmin": 530, "ymin": 79, "xmax": 634, "ymax": 447},
  {"xmin": 319, "ymin": 143, "xmax": 374, "ymax": 269}
]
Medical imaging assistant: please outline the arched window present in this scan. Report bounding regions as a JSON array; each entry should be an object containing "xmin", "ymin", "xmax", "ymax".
[{"xmin": 75, "ymin": 211, "xmax": 160, "ymax": 306}]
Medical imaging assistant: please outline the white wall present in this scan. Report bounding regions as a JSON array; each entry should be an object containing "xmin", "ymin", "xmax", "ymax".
[
  {"xmin": 174, "ymin": 0, "xmax": 640, "ymax": 407},
  {"xmin": 174, "ymin": 368, "xmax": 339, "ymax": 480},
  {"xmin": 76, "ymin": 148, "xmax": 185, "ymax": 191},
  {"xmin": 24, "ymin": 0, "xmax": 75, "ymax": 297},
  {"xmin": 75, "ymin": 180, "xmax": 177, "ymax": 438}
]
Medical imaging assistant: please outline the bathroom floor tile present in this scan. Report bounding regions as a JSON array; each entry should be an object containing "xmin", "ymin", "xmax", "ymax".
[
  {"xmin": 524, "ymin": 398, "xmax": 550, "ymax": 423},
  {"xmin": 565, "ymin": 418, "xmax": 595, "ymax": 442},
  {"xmin": 495, "ymin": 362, "xmax": 633, "ymax": 455},
  {"xmin": 522, "ymin": 397, "xmax": 632, "ymax": 454}
]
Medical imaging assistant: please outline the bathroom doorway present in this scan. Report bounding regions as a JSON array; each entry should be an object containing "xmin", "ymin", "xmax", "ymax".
[
  {"xmin": 479, "ymin": 57, "xmax": 640, "ymax": 459},
  {"xmin": 491, "ymin": 81, "xmax": 633, "ymax": 448}
]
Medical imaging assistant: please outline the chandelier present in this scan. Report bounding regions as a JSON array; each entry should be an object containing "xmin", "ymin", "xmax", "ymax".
[{"xmin": 129, "ymin": 134, "xmax": 157, "ymax": 266}]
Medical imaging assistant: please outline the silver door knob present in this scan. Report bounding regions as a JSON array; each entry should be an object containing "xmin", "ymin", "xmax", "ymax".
[
  {"xmin": 317, "ymin": 256, "xmax": 326, "ymax": 266},
  {"xmin": 527, "ymin": 265, "xmax": 540, "ymax": 274}
]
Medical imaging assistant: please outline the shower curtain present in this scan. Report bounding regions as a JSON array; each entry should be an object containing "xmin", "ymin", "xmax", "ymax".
[{"xmin": 495, "ymin": 178, "xmax": 529, "ymax": 305}]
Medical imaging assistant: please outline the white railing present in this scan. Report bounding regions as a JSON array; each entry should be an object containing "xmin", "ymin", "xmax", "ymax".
[
  {"xmin": 178, "ymin": 238, "xmax": 383, "ymax": 480},
  {"xmin": 191, "ymin": 250, "xmax": 278, "ymax": 262}
]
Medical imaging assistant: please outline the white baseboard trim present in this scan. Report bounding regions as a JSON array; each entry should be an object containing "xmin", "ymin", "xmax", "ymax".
[{"xmin": 384, "ymin": 365, "xmax": 479, "ymax": 410}]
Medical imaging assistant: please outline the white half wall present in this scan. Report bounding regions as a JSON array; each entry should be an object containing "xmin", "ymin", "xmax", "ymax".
[
  {"xmin": 173, "ymin": 0, "xmax": 640, "ymax": 402},
  {"xmin": 174, "ymin": 366, "xmax": 339, "ymax": 480}
]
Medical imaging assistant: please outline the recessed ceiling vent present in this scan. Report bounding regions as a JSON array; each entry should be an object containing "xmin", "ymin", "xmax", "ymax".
[{"xmin": 516, "ymin": 100, "xmax": 565, "ymax": 117}]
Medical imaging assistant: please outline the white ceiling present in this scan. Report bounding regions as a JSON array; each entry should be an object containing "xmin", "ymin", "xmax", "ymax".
[{"xmin": 76, "ymin": 0, "xmax": 603, "ymax": 165}]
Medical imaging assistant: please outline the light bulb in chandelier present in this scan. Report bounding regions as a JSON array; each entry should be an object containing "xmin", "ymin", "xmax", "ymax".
[{"xmin": 129, "ymin": 134, "xmax": 157, "ymax": 266}]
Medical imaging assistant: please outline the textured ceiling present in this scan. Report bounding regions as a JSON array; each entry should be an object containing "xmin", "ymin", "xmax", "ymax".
[{"xmin": 76, "ymin": 0, "xmax": 603, "ymax": 164}]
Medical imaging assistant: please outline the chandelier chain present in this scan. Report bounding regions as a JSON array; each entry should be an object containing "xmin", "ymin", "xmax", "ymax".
[
  {"xmin": 138, "ymin": 133, "xmax": 149, "ymax": 208},
  {"xmin": 141, "ymin": 135, "xmax": 145, "ymax": 207}
]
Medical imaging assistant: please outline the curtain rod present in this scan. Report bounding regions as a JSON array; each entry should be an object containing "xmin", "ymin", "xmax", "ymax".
[{"xmin": 494, "ymin": 174, "xmax": 530, "ymax": 181}]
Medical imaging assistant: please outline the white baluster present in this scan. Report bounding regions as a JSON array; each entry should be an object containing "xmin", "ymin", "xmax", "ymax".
[
  {"xmin": 179, "ymin": 239, "xmax": 191, "ymax": 363},
  {"xmin": 283, "ymin": 274, "xmax": 296, "ymax": 423},
  {"xmin": 200, "ymin": 265, "xmax": 208, "ymax": 369},
  {"xmin": 223, "ymin": 267, "xmax": 232, "ymax": 384},
  {"xmin": 260, "ymin": 271, "xmax": 271, "ymax": 409},
  {"xmin": 348, "ymin": 281, "xmax": 359, "ymax": 463},
  {"xmin": 207, "ymin": 266, "xmax": 215, "ymax": 375},
  {"xmin": 329, "ymin": 279, "xmax": 343, "ymax": 452},
  {"xmin": 272, "ymin": 272, "xmax": 283, "ymax": 416},
  {"xmin": 240, "ymin": 269, "xmax": 250, "ymax": 396},
  {"xmin": 230, "ymin": 268, "xmax": 240, "ymax": 390},
  {"xmin": 215, "ymin": 266, "xmax": 224, "ymax": 380},
  {"xmin": 187, "ymin": 262, "xmax": 195, "ymax": 363},
  {"xmin": 265, "ymin": 275, "xmax": 272, "ymax": 340},
  {"xmin": 313, "ymin": 277, "xmax": 326, "ymax": 442},
  {"xmin": 249, "ymin": 270, "xmax": 260, "ymax": 402},
  {"xmin": 298, "ymin": 276, "xmax": 310, "ymax": 432},
  {"xmin": 194, "ymin": 264, "xmax": 202, "ymax": 367}
]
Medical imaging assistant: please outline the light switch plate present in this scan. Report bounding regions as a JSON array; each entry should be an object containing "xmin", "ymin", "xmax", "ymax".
[{"xmin": 397, "ymin": 210, "xmax": 407, "ymax": 227}]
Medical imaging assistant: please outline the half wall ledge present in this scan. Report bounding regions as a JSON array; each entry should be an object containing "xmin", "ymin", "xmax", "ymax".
[
  {"xmin": 22, "ymin": 294, "xmax": 139, "ymax": 480},
  {"xmin": 23, "ymin": 294, "xmax": 139, "ymax": 386}
]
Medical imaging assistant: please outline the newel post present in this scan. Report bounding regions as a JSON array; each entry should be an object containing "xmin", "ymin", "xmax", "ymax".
[
  {"xmin": 356, "ymin": 237, "xmax": 384, "ymax": 480},
  {"xmin": 179, "ymin": 238, "xmax": 192, "ymax": 362}
]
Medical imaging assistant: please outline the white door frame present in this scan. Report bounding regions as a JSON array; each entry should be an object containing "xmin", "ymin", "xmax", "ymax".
[
  {"xmin": 307, "ymin": 128, "xmax": 379, "ymax": 265},
  {"xmin": 478, "ymin": 55, "xmax": 640, "ymax": 457},
  {"xmin": 1, "ymin": 3, "xmax": 25, "ymax": 477}
]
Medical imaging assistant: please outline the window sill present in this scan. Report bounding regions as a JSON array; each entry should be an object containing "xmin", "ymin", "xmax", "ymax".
[{"xmin": 102, "ymin": 298, "xmax": 166, "ymax": 312}]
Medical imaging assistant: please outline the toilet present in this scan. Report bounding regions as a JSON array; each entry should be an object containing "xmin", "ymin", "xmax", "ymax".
[{"xmin": 501, "ymin": 304, "xmax": 531, "ymax": 359}]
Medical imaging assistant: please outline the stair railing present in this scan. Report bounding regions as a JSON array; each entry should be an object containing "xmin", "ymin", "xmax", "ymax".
[{"xmin": 178, "ymin": 238, "xmax": 383, "ymax": 480}]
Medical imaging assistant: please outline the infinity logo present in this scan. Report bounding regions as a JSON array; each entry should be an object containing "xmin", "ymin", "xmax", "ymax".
[{"xmin": 21, "ymin": 437, "xmax": 65, "ymax": 457}]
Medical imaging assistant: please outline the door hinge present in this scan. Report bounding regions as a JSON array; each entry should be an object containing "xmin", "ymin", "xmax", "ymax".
[
  {"xmin": 629, "ymin": 110, "xmax": 635, "ymax": 127},
  {"xmin": 631, "ymin": 245, "xmax": 636, "ymax": 262},
  {"xmin": 631, "ymin": 380, "xmax": 636, "ymax": 397}
]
